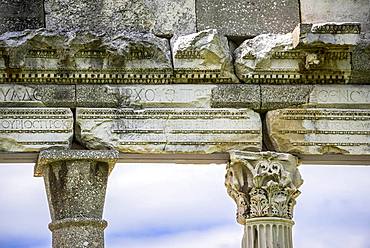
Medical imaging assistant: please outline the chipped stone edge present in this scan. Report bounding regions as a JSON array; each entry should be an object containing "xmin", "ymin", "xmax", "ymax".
[{"xmin": 34, "ymin": 149, "xmax": 119, "ymax": 177}]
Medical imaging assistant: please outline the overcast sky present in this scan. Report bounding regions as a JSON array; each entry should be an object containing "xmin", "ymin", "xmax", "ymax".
[{"xmin": 0, "ymin": 163, "xmax": 369, "ymax": 248}]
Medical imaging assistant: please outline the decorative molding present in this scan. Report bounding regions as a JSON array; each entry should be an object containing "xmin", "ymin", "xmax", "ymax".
[{"xmin": 225, "ymin": 151, "xmax": 303, "ymax": 225}]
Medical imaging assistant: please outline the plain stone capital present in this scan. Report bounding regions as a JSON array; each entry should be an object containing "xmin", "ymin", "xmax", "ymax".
[{"xmin": 34, "ymin": 149, "xmax": 119, "ymax": 177}]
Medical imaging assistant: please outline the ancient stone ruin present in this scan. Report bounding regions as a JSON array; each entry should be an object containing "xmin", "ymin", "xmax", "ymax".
[{"xmin": 0, "ymin": 0, "xmax": 369, "ymax": 247}]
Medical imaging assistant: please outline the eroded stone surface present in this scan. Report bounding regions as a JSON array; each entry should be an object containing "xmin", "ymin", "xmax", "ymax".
[
  {"xmin": 351, "ymin": 35, "xmax": 370, "ymax": 84},
  {"xmin": 77, "ymin": 84, "xmax": 215, "ymax": 108},
  {"xmin": 45, "ymin": 0, "xmax": 195, "ymax": 36},
  {"xmin": 261, "ymin": 85, "xmax": 313, "ymax": 110},
  {"xmin": 76, "ymin": 108, "xmax": 262, "ymax": 153},
  {"xmin": 0, "ymin": 29, "xmax": 172, "ymax": 84},
  {"xmin": 307, "ymin": 85, "xmax": 370, "ymax": 109},
  {"xmin": 0, "ymin": 0, "xmax": 44, "ymax": 34},
  {"xmin": 171, "ymin": 29, "xmax": 238, "ymax": 83},
  {"xmin": 226, "ymin": 150, "xmax": 303, "ymax": 224},
  {"xmin": 196, "ymin": 0, "xmax": 299, "ymax": 37},
  {"xmin": 76, "ymin": 84, "xmax": 260, "ymax": 108},
  {"xmin": 36, "ymin": 149, "xmax": 119, "ymax": 248},
  {"xmin": 300, "ymin": 0, "xmax": 370, "ymax": 33},
  {"xmin": 0, "ymin": 108, "xmax": 73, "ymax": 152},
  {"xmin": 0, "ymin": 84, "xmax": 75, "ymax": 107},
  {"xmin": 211, "ymin": 85, "xmax": 260, "ymax": 109},
  {"xmin": 261, "ymin": 84, "xmax": 370, "ymax": 110},
  {"xmin": 235, "ymin": 23, "xmax": 360, "ymax": 84},
  {"xmin": 266, "ymin": 108, "xmax": 370, "ymax": 155},
  {"xmin": 292, "ymin": 23, "xmax": 361, "ymax": 47}
]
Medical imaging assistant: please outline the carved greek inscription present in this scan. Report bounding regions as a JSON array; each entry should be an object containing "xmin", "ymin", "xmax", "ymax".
[
  {"xmin": 269, "ymin": 108, "xmax": 370, "ymax": 155},
  {"xmin": 310, "ymin": 86, "xmax": 370, "ymax": 104},
  {"xmin": 0, "ymin": 119, "xmax": 71, "ymax": 131},
  {"xmin": 0, "ymin": 108, "xmax": 73, "ymax": 151},
  {"xmin": 77, "ymin": 108, "xmax": 262, "ymax": 153},
  {"xmin": 0, "ymin": 85, "xmax": 42, "ymax": 102},
  {"xmin": 106, "ymin": 85, "xmax": 213, "ymax": 104}
]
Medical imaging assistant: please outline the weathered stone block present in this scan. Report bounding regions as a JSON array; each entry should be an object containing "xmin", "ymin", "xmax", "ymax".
[
  {"xmin": 261, "ymin": 85, "xmax": 370, "ymax": 110},
  {"xmin": 0, "ymin": 84, "xmax": 75, "ymax": 107},
  {"xmin": 196, "ymin": 0, "xmax": 300, "ymax": 37},
  {"xmin": 0, "ymin": 108, "xmax": 73, "ymax": 152},
  {"xmin": 76, "ymin": 84, "xmax": 215, "ymax": 108},
  {"xmin": 0, "ymin": 0, "xmax": 44, "ymax": 34},
  {"xmin": 261, "ymin": 85, "xmax": 313, "ymax": 110},
  {"xmin": 171, "ymin": 29, "xmax": 238, "ymax": 83},
  {"xmin": 0, "ymin": 30, "xmax": 173, "ymax": 84},
  {"xmin": 45, "ymin": 0, "xmax": 195, "ymax": 36},
  {"xmin": 292, "ymin": 23, "xmax": 361, "ymax": 47},
  {"xmin": 76, "ymin": 84, "xmax": 260, "ymax": 109},
  {"xmin": 351, "ymin": 35, "xmax": 370, "ymax": 84},
  {"xmin": 211, "ymin": 84, "xmax": 260, "ymax": 109},
  {"xmin": 76, "ymin": 108, "xmax": 262, "ymax": 153},
  {"xmin": 307, "ymin": 85, "xmax": 370, "ymax": 109},
  {"xmin": 301, "ymin": 0, "xmax": 370, "ymax": 33},
  {"xmin": 266, "ymin": 108, "xmax": 370, "ymax": 155},
  {"xmin": 234, "ymin": 23, "xmax": 360, "ymax": 84}
]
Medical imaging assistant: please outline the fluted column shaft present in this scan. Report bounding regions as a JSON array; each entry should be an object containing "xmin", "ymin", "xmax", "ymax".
[{"xmin": 225, "ymin": 151, "xmax": 303, "ymax": 248}]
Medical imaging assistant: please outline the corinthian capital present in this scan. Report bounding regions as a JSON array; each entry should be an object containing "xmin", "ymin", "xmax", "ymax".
[{"xmin": 225, "ymin": 151, "xmax": 303, "ymax": 225}]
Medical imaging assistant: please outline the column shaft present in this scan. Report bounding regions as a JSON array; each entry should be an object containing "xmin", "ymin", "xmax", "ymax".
[
  {"xmin": 242, "ymin": 218, "xmax": 293, "ymax": 248},
  {"xmin": 35, "ymin": 150, "xmax": 118, "ymax": 248}
]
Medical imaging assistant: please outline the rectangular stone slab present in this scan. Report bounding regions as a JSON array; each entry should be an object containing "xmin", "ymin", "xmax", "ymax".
[
  {"xmin": 76, "ymin": 84, "xmax": 260, "ymax": 109},
  {"xmin": 300, "ymin": 0, "xmax": 370, "ymax": 33},
  {"xmin": 76, "ymin": 108, "xmax": 262, "ymax": 153},
  {"xmin": 266, "ymin": 108, "xmax": 370, "ymax": 155},
  {"xmin": 0, "ymin": 84, "xmax": 75, "ymax": 107},
  {"xmin": 0, "ymin": 108, "xmax": 73, "ymax": 152},
  {"xmin": 261, "ymin": 85, "xmax": 370, "ymax": 110},
  {"xmin": 196, "ymin": 0, "xmax": 299, "ymax": 37},
  {"xmin": 45, "ymin": 0, "xmax": 195, "ymax": 37}
]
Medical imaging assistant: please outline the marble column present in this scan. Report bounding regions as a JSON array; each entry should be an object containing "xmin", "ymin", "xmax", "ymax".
[
  {"xmin": 34, "ymin": 149, "xmax": 119, "ymax": 248},
  {"xmin": 225, "ymin": 151, "xmax": 303, "ymax": 248}
]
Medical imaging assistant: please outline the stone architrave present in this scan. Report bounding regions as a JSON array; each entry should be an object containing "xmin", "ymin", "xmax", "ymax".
[
  {"xmin": 300, "ymin": 0, "xmax": 370, "ymax": 33},
  {"xmin": 234, "ymin": 23, "xmax": 361, "ymax": 84},
  {"xmin": 0, "ymin": 30, "xmax": 172, "ymax": 84},
  {"xmin": 266, "ymin": 108, "xmax": 370, "ymax": 155},
  {"xmin": 35, "ymin": 149, "xmax": 119, "ymax": 248},
  {"xmin": 0, "ymin": 0, "xmax": 44, "ymax": 34},
  {"xmin": 171, "ymin": 29, "xmax": 238, "ymax": 83},
  {"xmin": 261, "ymin": 84, "xmax": 370, "ymax": 111},
  {"xmin": 76, "ymin": 84, "xmax": 260, "ymax": 109},
  {"xmin": 225, "ymin": 150, "xmax": 303, "ymax": 248},
  {"xmin": 76, "ymin": 108, "xmax": 262, "ymax": 153},
  {"xmin": 196, "ymin": 0, "xmax": 299, "ymax": 37},
  {"xmin": 44, "ymin": 0, "xmax": 196, "ymax": 37},
  {"xmin": 0, "ymin": 84, "xmax": 75, "ymax": 107},
  {"xmin": 0, "ymin": 108, "xmax": 73, "ymax": 152}
]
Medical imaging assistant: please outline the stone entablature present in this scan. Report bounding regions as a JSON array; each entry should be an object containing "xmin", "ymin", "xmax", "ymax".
[
  {"xmin": 1, "ymin": 83, "xmax": 369, "ymax": 111},
  {"xmin": 266, "ymin": 108, "xmax": 370, "ymax": 155},
  {"xmin": 76, "ymin": 108, "xmax": 262, "ymax": 153},
  {"xmin": 0, "ymin": 23, "xmax": 368, "ymax": 86},
  {"xmin": 0, "ymin": 108, "xmax": 73, "ymax": 152},
  {"xmin": 235, "ymin": 23, "xmax": 362, "ymax": 84}
]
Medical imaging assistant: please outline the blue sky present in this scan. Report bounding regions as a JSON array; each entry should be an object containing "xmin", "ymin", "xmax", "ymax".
[{"xmin": 0, "ymin": 163, "xmax": 369, "ymax": 248}]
